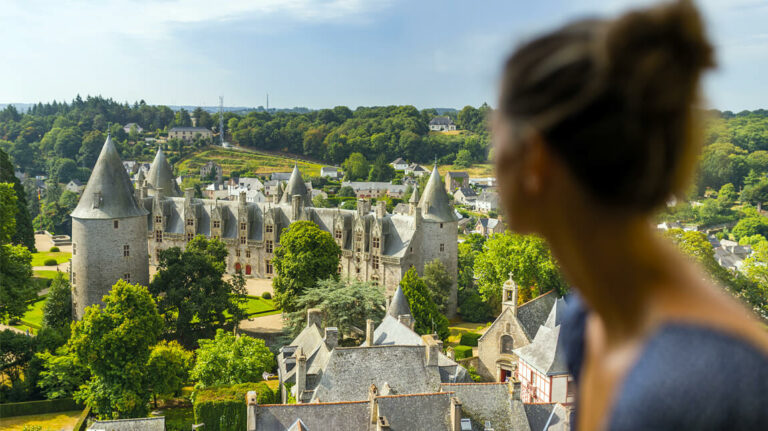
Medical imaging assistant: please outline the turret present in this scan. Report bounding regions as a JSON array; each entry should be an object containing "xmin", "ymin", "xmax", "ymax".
[
  {"xmin": 146, "ymin": 147, "xmax": 181, "ymax": 197},
  {"xmin": 279, "ymin": 164, "xmax": 309, "ymax": 206},
  {"xmin": 418, "ymin": 164, "xmax": 458, "ymax": 223},
  {"xmin": 70, "ymin": 135, "xmax": 149, "ymax": 319}
]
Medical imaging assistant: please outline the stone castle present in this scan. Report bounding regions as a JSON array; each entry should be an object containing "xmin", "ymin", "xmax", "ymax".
[{"xmin": 71, "ymin": 136, "xmax": 459, "ymax": 319}]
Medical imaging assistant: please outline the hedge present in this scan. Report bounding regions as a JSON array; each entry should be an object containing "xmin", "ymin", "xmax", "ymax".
[
  {"xmin": 261, "ymin": 292, "xmax": 272, "ymax": 299},
  {"xmin": 193, "ymin": 382, "xmax": 275, "ymax": 431},
  {"xmin": 0, "ymin": 397, "xmax": 81, "ymax": 418},
  {"xmin": 49, "ymin": 246, "xmax": 60, "ymax": 252},
  {"xmin": 454, "ymin": 345, "xmax": 473, "ymax": 360},
  {"xmin": 459, "ymin": 332, "xmax": 482, "ymax": 347},
  {"xmin": 43, "ymin": 258, "xmax": 58, "ymax": 266},
  {"xmin": 73, "ymin": 406, "xmax": 91, "ymax": 431}
]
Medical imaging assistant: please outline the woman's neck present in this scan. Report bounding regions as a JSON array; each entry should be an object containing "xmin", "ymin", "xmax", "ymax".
[{"xmin": 542, "ymin": 204, "xmax": 674, "ymax": 344}]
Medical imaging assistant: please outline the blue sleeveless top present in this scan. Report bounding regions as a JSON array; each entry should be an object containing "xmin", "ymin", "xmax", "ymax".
[{"xmin": 560, "ymin": 294, "xmax": 768, "ymax": 430}]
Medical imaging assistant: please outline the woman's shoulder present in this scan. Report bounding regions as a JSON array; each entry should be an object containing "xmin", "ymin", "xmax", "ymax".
[
  {"xmin": 559, "ymin": 292, "xmax": 590, "ymax": 383},
  {"xmin": 609, "ymin": 322, "xmax": 768, "ymax": 430}
]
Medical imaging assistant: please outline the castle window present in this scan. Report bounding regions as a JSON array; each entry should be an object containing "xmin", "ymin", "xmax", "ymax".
[
  {"xmin": 72, "ymin": 272, "xmax": 76, "ymax": 285},
  {"xmin": 440, "ymin": 223, "xmax": 443, "ymax": 229},
  {"xmin": 372, "ymin": 237, "xmax": 380, "ymax": 249},
  {"xmin": 246, "ymin": 249, "xmax": 251, "ymax": 258},
  {"xmin": 240, "ymin": 237, "xmax": 246, "ymax": 244},
  {"xmin": 334, "ymin": 229, "xmax": 342, "ymax": 240},
  {"xmin": 409, "ymin": 246, "xmax": 413, "ymax": 253},
  {"xmin": 123, "ymin": 273, "xmax": 130, "ymax": 283},
  {"xmin": 187, "ymin": 233, "xmax": 194, "ymax": 241},
  {"xmin": 265, "ymin": 259, "xmax": 273, "ymax": 275},
  {"xmin": 266, "ymin": 224, "xmax": 273, "ymax": 233},
  {"xmin": 240, "ymin": 222, "xmax": 247, "ymax": 231},
  {"xmin": 372, "ymin": 255, "xmax": 380, "ymax": 269},
  {"xmin": 337, "ymin": 265, "xmax": 342, "ymax": 274},
  {"xmin": 371, "ymin": 275, "xmax": 379, "ymax": 285},
  {"xmin": 266, "ymin": 240, "xmax": 273, "ymax": 254},
  {"xmin": 73, "ymin": 243, "xmax": 76, "ymax": 255},
  {"xmin": 356, "ymin": 267, "xmax": 360, "ymax": 274},
  {"xmin": 440, "ymin": 243, "xmax": 445, "ymax": 252},
  {"xmin": 500, "ymin": 335, "xmax": 514, "ymax": 355},
  {"xmin": 155, "ymin": 216, "xmax": 162, "ymax": 224},
  {"xmin": 355, "ymin": 231, "xmax": 362, "ymax": 242},
  {"xmin": 186, "ymin": 218, "xmax": 194, "ymax": 226},
  {"xmin": 123, "ymin": 245, "xmax": 130, "ymax": 257},
  {"xmin": 155, "ymin": 230, "xmax": 163, "ymax": 242},
  {"xmin": 213, "ymin": 220, "xmax": 221, "ymax": 229},
  {"xmin": 236, "ymin": 249, "xmax": 241, "ymax": 257},
  {"xmin": 114, "ymin": 220, "xmax": 119, "ymax": 229}
]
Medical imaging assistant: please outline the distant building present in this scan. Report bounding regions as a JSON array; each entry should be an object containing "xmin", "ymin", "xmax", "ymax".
[
  {"xmin": 390, "ymin": 157, "xmax": 409, "ymax": 171},
  {"xmin": 341, "ymin": 181, "xmax": 408, "ymax": 199},
  {"xmin": 445, "ymin": 172, "xmax": 469, "ymax": 193},
  {"xmin": 87, "ymin": 417, "xmax": 164, "ymax": 431},
  {"xmin": 405, "ymin": 163, "xmax": 428, "ymax": 177},
  {"xmin": 453, "ymin": 187, "xmax": 477, "ymax": 205},
  {"xmin": 123, "ymin": 123, "xmax": 144, "ymax": 134},
  {"xmin": 475, "ymin": 217, "xmax": 505, "ymax": 236},
  {"xmin": 429, "ymin": 116, "xmax": 457, "ymax": 131},
  {"xmin": 469, "ymin": 177, "xmax": 497, "ymax": 188},
  {"xmin": 168, "ymin": 126, "xmax": 213, "ymax": 142},
  {"xmin": 229, "ymin": 176, "xmax": 264, "ymax": 192},
  {"xmin": 271, "ymin": 171, "xmax": 293, "ymax": 181},
  {"xmin": 65, "ymin": 179, "xmax": 84, "ymax": 193},
  {"xmin": 320, "ymin": 166, "xmax": 341, "ymax": 179},
  {"xmin": 713, "ymin": 238, "xmax": 752, "ymax": 272},
  {"xmin": 200, "ymin": 161, "xmax": 223, "ymax": 183},
  {"xmin": 474, "ymin": 191, "xmax": 500, "ymax": 213}
]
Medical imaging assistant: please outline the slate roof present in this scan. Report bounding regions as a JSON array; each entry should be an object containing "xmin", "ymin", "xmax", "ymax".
[
  {"xmin": 409, "ymin": 185, "xmax": 420, "ymax": 203},
  {"xmin": 271, "ymin": 172, "xmax": 293, "ymax": 181},
  {"xmin": 71, "ymin": 135, "xmax": 148, "ymax": 220},
  {"xmin": 391, "ymin": 157, "xmax": 406, "ymax": 165},
  {"xmin": 515, "ymin": 290, "xmax": 558, "ymax": 341},
  {"xmin": 376, "ymin": 392, "xmax": 454, "ymax": 430},
  {"xmin": 146, "ymin": 147, "xmax": 181, "ymax": 196},
  {"xmin": 440, "ymin": 383, "xmax": 531, "ymax": 431},
  {"xmin": 524, "ymin": 403, "xmax": 571, "ymax": 431},
  {"xmin": 418, "ymin": 165, "xmax": 458, "ymax": 222},
  {"xmin": 279, "ymin": 165, "xmax": 310, "ymax": 205},
  {"xmin": 169, "ymin": 126, "xmax": 211, "ymax": 133},
  {"xmin": 477, "ymin": 218, "xmax": 501, "ymax": 230},
  {"xmin": 253, "ymin": 401, "xmax": 369, "ymax": 431},
  {"xmin": 373, "ymin": 315, "xmax": 422, "ymax": 346},
  {"xmin": 430, "ymin": 116, "xmax": 455, "ymax": 126},
  {"xmin": 456, "ymin": 187, "xmax": 477, "ymax": 198},
  {"xmin": 514, "ymin": 297, "xmax": 569, "ymax": 376},
  {"xmin": 86, "ymin": 417, "xmax": 165, "ymax": 431},
  {"xmin": 341, "ymin": 181, "xmax": 408, "ymax": 193},
  {"xmin": 447, "ymin": 171, "xmax": 469, "ymax": 179},
  {"xmin": 476, "ymin": 191, "xmax": 499, "ymax": 206},
  {"xmin": 387, "ymin": 285, "xmax": 411, "ymax": 318}
]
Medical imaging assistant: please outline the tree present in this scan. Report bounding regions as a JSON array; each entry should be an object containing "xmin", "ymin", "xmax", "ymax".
[
  {"xmin": 146, "ymin": 341, "xmax": 193, "ymax": 408},
  {"xmin": 0, "ymin": 329, "xmax": 36, "ymax": 400},
  {"xmin": 0, "ymin": 149, "xmax": 35, "ymax": 250},
  {"xmin": 337, "ymin": 185, "xmax": 356, "ymax": 197},
  {"xmin": 78, "ymin": 130, "xmax": 105, "ymax": 168},
  {"xmin": 473, "ymin": 233, "xmax": 566, "ymax": 311},
  {"xmin": 740, "ymin": 178, "xmax": 768, "ymax": 209},
  {"xmin": 454, "ymin": 149, "xmax": 473, "ymax": 168},
  {"xmin": 732, "ymin": 216, "xmax": 768, "ymax": 241},
  {"xmin": 41, "ymin": 273, "xmax": 72, "ymax": 330},
  {"xmin": 367, "ymin": 154, "xmax": 395, "ymax": 182},
  {"xmin": 272, "ymin": 221, "xmax": 340, "ymax": 313},
  {"xmin": 36, "ymin": 346, "xmax": 89, "ymax": 400},
  {"xmin": 423, "ymin": 259, "xmax": 452, "ymax": 314},
  {"xmin": 190, "ymin": 329, "xmax": 275, "ymax": 389},
  {"xmin": 342, "ymin": 152, "xmax": 370, "ymax": 181},
  {"xmin": 739, "ymin": 240, "xmax": 768, "ymax": 318},
  {"xmin": 0, "ymin": 184, "xmax": 35, "ymax": 321},
  {"xmin": 286, "ymin": 278, "xmax": 385, "ymax": 336},
  {"xmin": 69, "ymin": 281, "xmax": 163, "ymax": 419},
  {"xmin": 399, "ymin": 268, "xmax": 449, "ymax": 341},
  {"xmin": 149, "ymin": 235, "xmax": 246, "ymax": 348}
]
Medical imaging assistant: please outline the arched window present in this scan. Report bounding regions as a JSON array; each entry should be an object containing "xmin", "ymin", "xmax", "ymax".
[{"xmin": 500, "ymin": 335, "xmax": 514, "ymax": 355}]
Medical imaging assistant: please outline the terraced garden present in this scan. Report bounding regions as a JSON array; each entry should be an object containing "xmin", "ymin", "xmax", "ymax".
[{"xmin": 176, "ymin": 147, "xmax": 324, "ymax": 177}]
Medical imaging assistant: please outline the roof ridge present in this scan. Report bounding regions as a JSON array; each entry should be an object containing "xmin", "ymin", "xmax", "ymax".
[
  {"xmin": 518, "ymin": 289, "xmax": 555, "ymax": 308},
  {"xmin": 376, "ymin": 391, "xmax": 454, "ymax": 398},
  {"xmin": 259, "ymin": 400, "xmax": 369, "ymax": 407},
  {"xmin": 441, "ymin": 382, "xmax": 508, "ymax": 386}
]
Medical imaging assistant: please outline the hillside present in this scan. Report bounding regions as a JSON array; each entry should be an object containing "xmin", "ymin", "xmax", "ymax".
[{"xmin": 176, "ymin": 146, "xmax": 324, "ymax": 177}]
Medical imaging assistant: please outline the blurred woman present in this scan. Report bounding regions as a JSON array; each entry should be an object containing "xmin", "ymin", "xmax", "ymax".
[{"xmin": 493, "ymin": 0, "xmax": 768, "ymax": 429}]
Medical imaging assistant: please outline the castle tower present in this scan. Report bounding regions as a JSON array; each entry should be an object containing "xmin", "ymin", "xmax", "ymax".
[
  {"xmin": 418, "ymin": 164, "xmax": 459, "ymax": 318},
  {"xmin": 70, "ymin": 135, "xmax": 149, "ymax": 319},
  {"xmin": 146, "ymin": 147, "xmax": 181, "ymax": 197},
  {"xmin": 279, "ymin": 164, "xmax": 310, "ymax": 206}
]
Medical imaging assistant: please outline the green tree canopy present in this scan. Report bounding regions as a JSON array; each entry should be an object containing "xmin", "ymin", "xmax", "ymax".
[
  {"xmin": 423, "ymin": 259, "xmax": 452, "ymax": 314},
  {"xmin": 190, "ymin": 329, "xmax": 275, "ymax": 389},
  {"xmin": 147, "ymin": 340, "xmax": 193, "ymax": 408},
  {"xmin": 41, "ymin": 273, "xmax": 72, "ymax": 330},
  {"xmin": 367, "ymin": 154, "xmax": 395, "ymax": 182},
  {"xmin": 0, "ymin": 183, "xmax": 35, "ymax": 321},
  {"xmin": 0, "ymin": 149, "xmax": 35, "ymax": 250},
  {"xmin": 272, "ymin": 221, "xmax": 340, "ymax": 313},
  {"xmin": 149, "ymin": 235, "xmax": 246, "ymax": 348},
  {"xmin": 399, "ymin": 268, "xmax": 449, "ymax": 341},
  {"xmin": 453, "ymin": 149, "xmax": 473, "ymax": 168},
  {"xmin": 342, "ymin": 152, "xmax": 370, "ymax": 181}
]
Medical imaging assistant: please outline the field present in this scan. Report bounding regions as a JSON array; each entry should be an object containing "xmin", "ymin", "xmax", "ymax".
[
  {"xmin": 176, "ymin": 147, "xmax": 324, "ymax": 177},
  {"xmin": 30, "ymin": 251, "xmax": 71, "ymax": 267},
  {"xmin": 0, "ymin": 410, "xmax": 81, "ymax": 430},
  {"xmin": 437, "ymin": 163, "xmax": 493, "ymax": 177}
]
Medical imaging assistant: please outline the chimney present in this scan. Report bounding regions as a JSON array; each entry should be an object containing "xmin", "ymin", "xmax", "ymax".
[
  {"xmin": 450, "ymin": 397, "xmax": 463, "ymax": 431},
  {"xmin": 306, "ymin": 308, "xmax": 322, "ymax": 328},
  {"xmin": 295, "ymin": 347, "xmax": 307, "ymax": 404},
  {"xmin": 422, "ymin": 335, "xmax": 439, "ymax": 367},
  {"xmin": 246, "ymin": 391, "xmax": 258, "ymax": 431},
  {"xmin": 511, "ymin": 381, "xmax": 521, "ymax": 401},
  {"xmin": 365, "ymin": 319, "xmax": 375, "ymax": 347},
  {"xmin": 375, "ymin": 200, "xmax": 386, "ymax": 218},
  {"xmin": 239, "ymin": 191, "xmax": 247, "ymax": 206},
  {"xmin": 324, "ymin": 327, "xmax": 338, "ymax": 350},
  {"xmin": 357, "ymin": 198, "xmax": 371, "ymax": 217},
  {"xmin": 447, "ymin": 347, "xmax": 455, "ymax": 360},
  {"xmin": 398, "ymin": 314, "xmax": 415, "ymax": 330},
  {"xmin": 156, "ymin": 187, "xmax": 164, "ymax": 199},
  {"xmin": 368, "ymin": 384, "xmax": 378, "ymax": 425},
  {"xmin": 185, "ymin": 187, "xmax": 194, "ymax": 199},
  {"xmin": 292, "ymin": 194, "xmax": 301, "ymax": 220}
]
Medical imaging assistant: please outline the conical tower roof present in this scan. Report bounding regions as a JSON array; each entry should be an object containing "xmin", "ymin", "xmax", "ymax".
[
  {"xmin": 71, "ymin": 135, "xmax": 148, "ymax": 219},
  {"xmin": 418, "ymin": 164, "xmax": 458, "ymax": 222},
  {"xmin": 387, "ymin": 285, "xmax": 412, "ymax": 318},
  {"xmin": 409, "ymin": 185, "xmax": 420, "ymax": 204},
  {"xmin": 136, "ymin": 168, "xmax": 145, "ymax": 184},
  {"xmin": 279, "ymin": 164, "xmax": 309, "ymax": 205},
  {"xmin": 146, "ymin": 147, "xmax": 181, "ymax": 196}
]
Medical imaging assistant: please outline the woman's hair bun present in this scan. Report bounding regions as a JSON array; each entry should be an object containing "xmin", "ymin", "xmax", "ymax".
[{"xmin": 604, "ymin": 0, "xmax": 715, "ymax": 113}]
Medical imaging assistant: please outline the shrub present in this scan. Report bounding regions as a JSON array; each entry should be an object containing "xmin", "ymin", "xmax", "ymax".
[
  {"xmin": 459, "ymin": 332, "xmax": 481, "ymax": 347},
  {"xmin": 261, "ymin": 292, "xmax": 272, "ymax": 300},
  {"xmin": 459, "ymin": 292, "xmax": 493, "ymax": 323},
  {"xmin": 454, "ymin": 345, "xmax": 473, "ymax": 360},
  {"xmin": 43, "ymin": 258, "xmax": 58, "ymax": 266},
  {"xmin": 49, "ymin": 246, "xmax": 60, "ymax": 252},
  {"xmin": 467, "ymin": 366, "xmax": 483, "ymax": 382},
  {"xmin": 193, "ymin": 382, "xmax": 275, "ymax": 431}
]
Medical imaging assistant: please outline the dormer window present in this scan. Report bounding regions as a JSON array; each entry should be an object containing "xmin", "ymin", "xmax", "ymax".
[
  {"xmin": 334, "ymin": 229, "xmax": 343, "ymax": 240},
  {"xmin": 240, "ymin": 222, "xmax": 247, "ymax": 231},
  {"xmin": 213, "ymin": 220, "xmax": 221, "ymax": 229},
  {"xmin": 155, "ymin": 216, "xmax": 162, "ymax": 224},
  {"xmin": 372, "ymin": 237, "xmax": 380, "ymax": 249},
  {"xmin": 266, "ymin": 224, "xmax": 273, "ymax": 233},
  {"xmin": 186, "ymin": 218, "xmax": 194, "ymax": 226}
]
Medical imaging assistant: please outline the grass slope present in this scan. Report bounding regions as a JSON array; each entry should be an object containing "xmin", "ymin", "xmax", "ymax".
[
  {"xmin": 0, "ymin": 410, "xmax": 82, "ymax": 430},
  {"xmin": 177, "ymin": 147, "xmax": 324, "ymax": 177},
  {"xmin": 30, "ymin": 251, "xmax": 71, "ymax": 267}
]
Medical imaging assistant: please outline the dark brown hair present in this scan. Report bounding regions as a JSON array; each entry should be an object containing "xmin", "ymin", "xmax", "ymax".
[{"xmin": 500, "ymin": 0, "xmax": 715, "ymax": 211}]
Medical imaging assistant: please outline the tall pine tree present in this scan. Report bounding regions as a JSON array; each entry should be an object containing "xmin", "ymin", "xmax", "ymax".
[{"xmin": 399, "ymin": 267, "xmax": 449, "ymax": 341}]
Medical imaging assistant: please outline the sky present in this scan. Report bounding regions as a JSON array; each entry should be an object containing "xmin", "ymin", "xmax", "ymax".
[{"xmin": 0, "ymin": 0, "xmax": 766, "ymax": 111}]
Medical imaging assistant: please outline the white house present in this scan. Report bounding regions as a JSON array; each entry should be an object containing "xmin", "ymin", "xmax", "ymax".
[
  {"xmin": 390, "ymin": 158, "xmax": 409, "ymax": 171},
  {"xmin": 429, "ymin": 116, "xmax": 457, "ymax": 131},
  {"xmin": 320, "ymin": 166, "xmax": 341, "ymax": 179},
  {"xmin": 123, "ymin": 123, "xmax": 144, "ymax": 134},
  {"xmin": 65, "ymin": 179, "xmax": 84, "ymax": 193},
  {"xmin": 404, "ymin": 163, "xmax": 428, "ymax": 177},
  {"xmin": 474, "ymin": 191, "xmax": 500, "ymax": 213}
]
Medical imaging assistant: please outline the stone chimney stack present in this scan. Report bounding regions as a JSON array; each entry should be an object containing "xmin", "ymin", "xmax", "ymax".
[
  {"xmin": 375, "ymin": 200, "xmax": 386, "ymax": 218},
  {"xmin": 292, "ymin": 194, "xmax": 301, "ymax": 220},
  {"xmin": 422, "ymin": 335, "xmax": 439, "ymax": 367},
  {"xmin": 307, "ymin": 308, "xmax": 322, "ymax": 328},
  {"xmin": 357, "ymin": 198, "xmax": 371, "ymax": 217},
  {"xmin": 511, "ymin": 380, "xmax": 521, "ymax": 401},
  {"xmin": 368, "ymin": 384, "xmax": 379, "ymax": 425},
  {"xmin": 246, "ymin": 391, "xmax": 259, "ymax": 431},
  {"xmin": 296, "ymin": 347, "xmax": 307, "ymax": 404},
  {"xmin": 184, "ymin": 187, "xmax": 194, "ymax": 200},
  {"xmin": 324, "ymin": 327, "xmax": 338, "ymax": 350},
  {"xmin": 450, "ymin": 397, "xmax": 463, "ymax": 431},
  {"xmin": 376, "ymin": 417, "xmax": 391, "ymax": 431},
  {"xmin": 365, "ymin": 319, "xmax": 375, "ymax": 347},
  {"xmin": 239, "ymin": 191, "xmax": 247, "ymax": 206}
]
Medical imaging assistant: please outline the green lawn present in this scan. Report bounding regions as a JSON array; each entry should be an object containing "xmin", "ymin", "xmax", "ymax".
[
  {"xmin": 176, "ymin": 147, "xmax": 324, "ymax": 177},
  {"xmin": 240, "ymin": 296, "xmax": 280, "ymax": 317},
  {"xmin": 0, "ymin": 410, "xmax": 82, "ymax": 431},
  {"xmin": 34, "ymin": 270, "xmax": 64, "ymax": 279},
  {"xmin": 31, "ymin": 251, "xmax": 71, "ymax": 266}
]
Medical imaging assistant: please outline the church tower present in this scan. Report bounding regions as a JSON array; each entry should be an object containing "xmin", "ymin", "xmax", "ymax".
[
  {"xmin": 417, "ymin": 164, "xmax": 459, "ymax": 317},
  {"xmin": 70, "ymin": 135, "xmax": 150, "ymax": 319}
]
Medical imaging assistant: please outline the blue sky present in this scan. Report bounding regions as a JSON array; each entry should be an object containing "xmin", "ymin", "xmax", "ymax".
[{"xmin": 1, "ymin": 0, "xmax": 766, "ymax": 110}]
